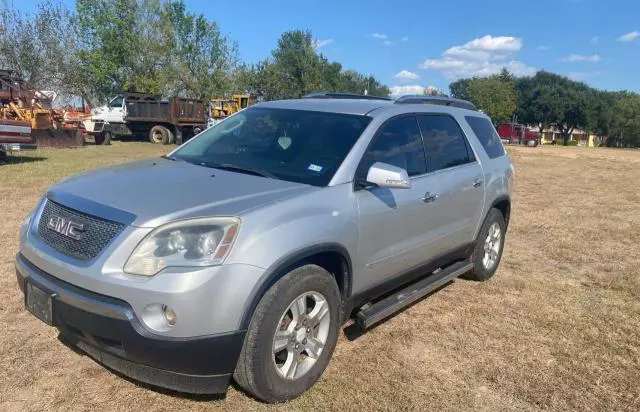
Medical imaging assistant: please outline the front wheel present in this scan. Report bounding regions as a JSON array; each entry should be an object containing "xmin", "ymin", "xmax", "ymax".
[{"xmin": 234, "ymin": 265, "xmax": 341, "ymax": 403}]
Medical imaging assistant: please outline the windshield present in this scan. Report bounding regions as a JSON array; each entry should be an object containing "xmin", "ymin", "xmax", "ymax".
[
  {"xmin": 172, "ymin": 107, "xmax": 371, "ymax": 186},
  {"xmin": 108, "ymin": 96, "xmax": 124, "ymax": 108}
]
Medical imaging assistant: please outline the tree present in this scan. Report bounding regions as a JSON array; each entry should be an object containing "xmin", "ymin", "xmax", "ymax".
[
  {"xmin": 0, "ymin": 0, "xmax": 82, "ymax": 96},
  {"xmin": 609, "ymin": 92, "xmax": 640, "ymax": 147},
  {"xmin": 466, "ymin": 76, "xmax": 516, "ymax": 123},
  {"xmin": 449, "ymin": 78, "xmax": 471, "ymax": 100},
  {"xmin": 235, "ymin": 30, "xmax": 390, "ymax": 100},
  {"xmin": 515, "ymin": 71, "xmax": 593, "ymax": 145},
  {"xmin": 160, "ymin": 1, "xmax": 237, "ymax": 100}
]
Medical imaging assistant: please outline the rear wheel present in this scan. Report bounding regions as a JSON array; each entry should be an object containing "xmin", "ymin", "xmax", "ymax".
[
  {"xmin": 164, "ymin": 127, "xmax": 174, "ymax": 145},
  {"xmin": 464, "ymin": 208, "xmax": 506, "ymax": 281},
  {"xmin": 234, "ymin": 265, "xmax": 341, "ymax": 403},
  {"xmin": 148, "ymin": 125, "xmax": 167, "ymax": 144}
]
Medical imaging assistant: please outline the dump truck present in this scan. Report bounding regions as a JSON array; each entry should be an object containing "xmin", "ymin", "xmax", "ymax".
[
  {"xmin": 0, "ymin": 70, "xmax": 84, "ymax": 149},
  {"xmin": 84, "ymin": 93, "xmax": 207, "ymax": 145}
]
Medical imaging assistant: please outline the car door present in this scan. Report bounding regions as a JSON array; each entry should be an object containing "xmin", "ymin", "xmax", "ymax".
[
  {"xmin": 415, "ymin": 114, "xmax": 485, "ymax": 256},
  {"xmin": 355, "ymin": 115, "xmax": 439, "ymax": 291}
]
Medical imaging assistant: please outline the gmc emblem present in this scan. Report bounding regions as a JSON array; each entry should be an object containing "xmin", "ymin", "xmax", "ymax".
[{"xmin": 47, "ymin": 215, "xmax": 85, "ymax": 240}]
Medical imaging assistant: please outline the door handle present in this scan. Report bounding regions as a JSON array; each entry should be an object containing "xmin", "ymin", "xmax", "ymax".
[
  {"xmin": 422, "ymin": 192, "xmax": 439, "ymax": 203},
  {"xmin": 473, "ymin": 179, "xmax": 483, "ymax": 188}
]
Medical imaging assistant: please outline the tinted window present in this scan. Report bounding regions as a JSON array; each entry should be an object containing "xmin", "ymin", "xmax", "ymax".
[
  {"xmin": 173, "ymin": 107, "xmax": 371, "ymax": 186},
  {"xmin": 358, "ymin": 116, "xmax": 426, "ymax": 178},
  {"xmin": 417, "ymin": 115, "xmax": 472, "ymax": 172},
  {"xmin": 465, "ymin": 116, "xmax": 506, "ymax": 159}
]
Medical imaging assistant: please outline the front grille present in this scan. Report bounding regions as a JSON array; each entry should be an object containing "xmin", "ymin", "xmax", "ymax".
[{"xmin": 37, "ymin": 200, "xmax": 125, "ymax": 261}]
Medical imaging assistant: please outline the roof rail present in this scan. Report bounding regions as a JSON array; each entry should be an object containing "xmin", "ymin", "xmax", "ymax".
[
  {"xmin": 303, "ymin": 92, "xmax": 392, "ymax": 101},
  {"xmin": 394, "ymin": 95, "xmax": 477, "ymax": 111}
]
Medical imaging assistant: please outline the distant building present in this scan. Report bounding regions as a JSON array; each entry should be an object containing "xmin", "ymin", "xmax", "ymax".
[{"xmin": 536, "ymin": 126, "xmax": 604, "ymax": 147}]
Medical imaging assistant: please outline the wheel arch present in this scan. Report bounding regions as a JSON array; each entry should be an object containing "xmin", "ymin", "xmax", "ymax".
[
  {"xmin": 490, "ymin": 195, "xmax": 511, "ymax": 229},
  {"xmin": 239, "ymin": 243, "xmax": 352, "ymax": 329}
]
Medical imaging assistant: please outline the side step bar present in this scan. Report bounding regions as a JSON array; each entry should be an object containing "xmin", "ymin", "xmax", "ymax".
[{"xmin": 356, "ymin": 260, "xmax": 474, "ymax": 329}]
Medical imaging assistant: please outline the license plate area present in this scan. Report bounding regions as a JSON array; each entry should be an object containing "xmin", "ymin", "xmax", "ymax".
[{"xmin": 25, "ymin": 281, "xmax": 54, "ymax": 325}]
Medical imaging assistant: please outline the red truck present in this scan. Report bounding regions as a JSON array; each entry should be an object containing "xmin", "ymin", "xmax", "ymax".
[{"xmin": 496, "ymin": 123, "xmax": 540, "ymax": 147}]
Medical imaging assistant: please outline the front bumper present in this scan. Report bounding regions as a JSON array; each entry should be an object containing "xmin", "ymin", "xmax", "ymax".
[{"xmin": 16, "ymin": 253, "xmax": 245, "ymax": 394}]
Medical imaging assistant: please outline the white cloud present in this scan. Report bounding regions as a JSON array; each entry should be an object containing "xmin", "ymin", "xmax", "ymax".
[
  {"xmin": 419, "ymin": 35, "xmax": 535, "ymax": 78},
  {"xmin": 383, "ymin": 40, "xmax": 393, "ymax": 46},
  {"xmin": 617, "ymin": 31, "xmax": 640, "ymax": 42},
  {"xmin": 389, "ymin": 85, "xmax": 426, "ymax": 97},
  {"xmin": 370, "ymin": 33, "xmax": 388, "ymax": 40},
  {"xmin": 389, "ymin": 85, "xmax": 443, "ymax": 97},
  {"xmin": 590, "ymin": 36, "xmax": 600, "ymax": 44},
  {"xmin": 560, "ymin": 54, "xmax": 601, "ymax": 62},
  {"xmin": 537, "ymin": 45, "xmax": 551, "ymax": 51},
  {"xmin": 401, "ymin": 37, "xmax": 409, "ymax": 42},
  {"xmin": 394, "ymin": 70, "xmax": 420, "ymax": 80},
  {"xmin": 313, "ymin": 39, "xmax": 334, "ymax": 49}
]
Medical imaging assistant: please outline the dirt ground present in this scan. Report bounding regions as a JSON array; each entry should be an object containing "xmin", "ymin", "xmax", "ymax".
[{"xmin": 1, "ymin": 144, "xmax": 638, "ymax": 411}]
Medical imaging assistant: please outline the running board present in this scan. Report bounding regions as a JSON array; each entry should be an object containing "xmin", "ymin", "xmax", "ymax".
[{"xmin": 356, "ymin": 261, "xmax": 474, "ymax": 329}]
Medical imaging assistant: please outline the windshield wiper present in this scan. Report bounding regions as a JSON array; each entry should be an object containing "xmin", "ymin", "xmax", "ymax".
[{"xmin": 198, "ymin": 162, "xmax": 276, "ymax": 179}]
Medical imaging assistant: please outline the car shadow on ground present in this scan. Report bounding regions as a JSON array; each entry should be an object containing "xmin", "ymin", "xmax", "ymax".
[
  {"xmin": 0, "ymin": 155, "xmax": 47, "ymax": 165},
  {"xmin": 342, "ymin": 281, "xmax": 454, "ymax": 341}
]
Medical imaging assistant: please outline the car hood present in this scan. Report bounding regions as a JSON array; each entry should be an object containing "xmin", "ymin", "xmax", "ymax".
[{"xmin": 47, "ymin": 157, "xmax": 317, "ymax": 227}]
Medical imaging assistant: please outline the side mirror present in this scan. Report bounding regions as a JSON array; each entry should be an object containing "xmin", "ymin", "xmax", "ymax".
[{"xmin": 366, "ymin": 162, "xmax": 411, "ymax": 189}]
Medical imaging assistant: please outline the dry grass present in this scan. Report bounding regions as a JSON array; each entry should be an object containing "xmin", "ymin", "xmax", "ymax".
[{"xmin": 1, "ymin": 143, "xmax": 639, "ymax": 411}]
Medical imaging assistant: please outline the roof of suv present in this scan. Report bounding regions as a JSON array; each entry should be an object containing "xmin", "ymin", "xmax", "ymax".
[
  {"xmin": 256, "ymin": 98, "xmax": 391, "ymax": 116},
  {"xmin": 255, "ymin": 96, "xmax": 481, "ymax": 117}
]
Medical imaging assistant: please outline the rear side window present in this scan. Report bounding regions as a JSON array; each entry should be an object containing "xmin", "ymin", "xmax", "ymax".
[
  {"xmin": 417, "ymin": 115, "xmax": 473, "ymax": 173},
  {"xmin": 465, "ymin": 116, "xmax": 506, "ymax": 159},
  {"xmin": 358, "ymin": 116, "xmax": 426, "ymax": 178}
]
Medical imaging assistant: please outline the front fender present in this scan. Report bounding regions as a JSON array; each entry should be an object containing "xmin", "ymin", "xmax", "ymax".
[{"xmin": 227, "ymin": 184, "xmax": 358, "ymax": 328}]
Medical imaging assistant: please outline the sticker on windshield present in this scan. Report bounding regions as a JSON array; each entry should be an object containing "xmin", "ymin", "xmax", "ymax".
[{"xmin": 308, "ymin": 164, "xmax": 323, "ymax": 172}]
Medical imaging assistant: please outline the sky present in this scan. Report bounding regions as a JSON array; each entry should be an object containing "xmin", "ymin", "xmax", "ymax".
[{"xmin": 19, "ymin": 0, "xmax": 640, "ymax": 96}]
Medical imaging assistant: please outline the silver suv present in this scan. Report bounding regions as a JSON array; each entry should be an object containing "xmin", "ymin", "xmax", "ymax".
[{"xmin": 16, "ymin": 94, "xmax": 514, "ymax": 403}]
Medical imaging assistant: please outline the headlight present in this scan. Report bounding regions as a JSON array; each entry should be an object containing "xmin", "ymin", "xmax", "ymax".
[{"xmin": 124, "ymin": 217, "xmax": 240, "ymax": 276}]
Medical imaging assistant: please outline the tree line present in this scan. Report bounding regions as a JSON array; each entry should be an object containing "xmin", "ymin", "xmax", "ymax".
[
  {"xmin": 450, "ymin": 69, "xmax": 640, "ymax": 147},
  {"xmin": 1, "ymin": 1, "xmax": 638, "ymax": 147},
  {"xmin": 0, "ymin": 0, "xmax": 389, "ymax": 104}
]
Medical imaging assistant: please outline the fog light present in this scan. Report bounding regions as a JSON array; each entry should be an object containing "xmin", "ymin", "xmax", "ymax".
[{"xmin": 163, "ymin": 305, "xmax": 177, "ymax": 326}]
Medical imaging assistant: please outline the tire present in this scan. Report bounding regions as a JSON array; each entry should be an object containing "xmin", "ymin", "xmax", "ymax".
[
  {"xmin": 73, "ymin": 129, "xmax": 85, "ymax": 146},
  {"xmin": 526, "ymin": 139, "xmax": 537, "ymax": 147},
  {"xmin": 95, "ymin": 131, "xmax": 111, "ymax": 145},
  {"xmin": 464, "ymin": 208, "xmax": 506, "ymax": 281},
  {"xmin": 164, "ymin": 127, "xmax": 174, "ymax": 145},
  {"xmin": 148, "ymin": 125, "xmax": 167, "ymax": 144},
  {"xmin": 193, "ymin": 126, "xmax": 203, "ymax": 136},
  {"xmin": 234, "ymin": 264, "xmax": 341, "ymax": 403}
]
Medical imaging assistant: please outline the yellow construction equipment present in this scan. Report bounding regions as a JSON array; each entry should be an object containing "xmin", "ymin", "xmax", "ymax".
[
  {"xmin": 0, "ymin": 70, "xmax": 84, "ymax": 147},
  {"xmin": 210, "ymin": 94, "xmax": 251, "ymax": 120}
]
